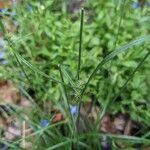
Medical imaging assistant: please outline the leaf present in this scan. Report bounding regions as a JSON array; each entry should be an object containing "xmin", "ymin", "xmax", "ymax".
[
  {"xmin": 9, "ymin": 48, "xmax": 80, "ymax": 90},
  {"xmin": 46, "ymin": 140, "xmax": 70, "ymax": 150},
  {"xmin": 0, "ymin": 80, "xmax": 20, "ymax": 105},
  {"xmin": 61, "ymin": 66, "xmax": 78, "ymax": 93},
  {"xmin": 0, "ymin": 20, "xmax": 5, "ymax": 33},
  {"xmin": 80, "ymin": 35, "xmax": 150, "ymax": 97}
]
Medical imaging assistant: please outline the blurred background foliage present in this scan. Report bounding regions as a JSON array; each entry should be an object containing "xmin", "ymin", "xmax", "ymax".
[{"xmin": 1, "ymin": 0, "xmax": 150, "ymax": 124}]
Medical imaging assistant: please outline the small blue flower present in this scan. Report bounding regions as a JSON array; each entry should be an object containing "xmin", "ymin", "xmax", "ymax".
[
  {"xmin": 132, "ymin": 2, "xmax": 140, "ymax": 9},
  {"xmin": 40, "ymin": 119, "xmax": 49, "ymax": 127},
  {"xmin": 70, "ymin": 105, "xmax": 78, "ymax": 115}
]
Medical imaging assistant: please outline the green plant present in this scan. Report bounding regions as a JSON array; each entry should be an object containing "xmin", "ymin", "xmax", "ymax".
[{"xmin": 0, "ymin": 0, "xmax": 150, "ymax": 149}]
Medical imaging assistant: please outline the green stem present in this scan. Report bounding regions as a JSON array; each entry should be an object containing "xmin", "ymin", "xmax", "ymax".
[{"xmin": 77, "ymin": 8, "xmax": 84, "ymax": 80}]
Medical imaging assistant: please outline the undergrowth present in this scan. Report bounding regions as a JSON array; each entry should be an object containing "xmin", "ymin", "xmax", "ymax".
[{"xmin": 0, "ymin": 0, "xmax": 150, "ymax": 149}]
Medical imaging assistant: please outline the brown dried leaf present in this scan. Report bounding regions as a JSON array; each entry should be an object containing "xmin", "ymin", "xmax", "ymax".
[
  {"xmin": 67, "ymin": 0, "xmax": 84, "ymax": 13},
  {"xmin": 89, "ymin": 106, "xmax": 100, "ymax": 121},
  {"xmin": 4, "ymin": 131, "xmax": 16, "ymax": 141},
  {"xmin": 43, "ymin": 101, "xmax": 53, "ymax": 114},
  {"xmin": 100, "ymin": 114, "xmax": 115, "ymax": 133},
  {"xmin": 80, "ymin": 101, "xmax": 93, "ymax": 117},
  {"xmin": 0, "ymin": 80, "xmax": 20, "ymax": 105},
  {"xmin": 115, "ymin": 141, "xmax": 130, "ymax": 148},
  {"xmin": 144, "ymin": 145, "xmax": 150, "ymax": 150},
  {"xmin": 113, "ymin": 114, "xmax": 126, "ymax": 134},
  {"xmin": 20, "ymin": 97, "xmax": 31, "ymax": 107},
  {"xmin": 0, "ymin": 0, "xmax": 11, "ymax": 8},
  {"xmin": 7, "ymin": 126, "xmax": 21, "ymax": 136},
  {"xmin": 52, "ymin": 112, "xmax": 64, "ymax": 123},
  {"xmin": 25, "ymin": 128, "xmax": 33, "ymax": 135},
  {"xmin": 124, "ymin": 119, "xmax": 132, "ymax": 135},
  {"xmin": 0, "ymin": 118, "xmax": 6, "ymax": 129},
  {"xmin": 20, "ymin": 141, "xmax": 32, "ymax": 149}
]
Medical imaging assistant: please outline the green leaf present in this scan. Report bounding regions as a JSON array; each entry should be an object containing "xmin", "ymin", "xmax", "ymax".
[
  {"xmin": 0, "ymin": 20, "xmax": 5, "ymax": 33},
  {"xmin": 80, "ymin": 35, "xmax": 150, "ymax": 97}
]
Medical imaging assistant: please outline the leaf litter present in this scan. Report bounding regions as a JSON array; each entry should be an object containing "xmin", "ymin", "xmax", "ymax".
[{"xmin": 1, "ymin": 80, "xmax": 149, "ymax": 149}]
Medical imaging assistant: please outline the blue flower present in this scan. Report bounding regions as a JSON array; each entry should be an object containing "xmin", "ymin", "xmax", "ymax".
[
  {"xmin": 40, "ymin": 119, "xmax": 49, "ymax": 127},
  {"xmin": 132, "ymin": 2, "xmax": 140, "ymax": 9},
  {"xmin": 70, "ymin": 105, "xmax": 78, "ymax": 115}
]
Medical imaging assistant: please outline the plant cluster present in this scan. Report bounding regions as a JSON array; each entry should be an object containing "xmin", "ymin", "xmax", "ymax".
[{"xmin": 0, "ymin": 0, "xmax": 150, "ymax": 149}]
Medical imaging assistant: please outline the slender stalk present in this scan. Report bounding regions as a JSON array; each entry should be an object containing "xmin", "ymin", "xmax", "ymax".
[
  {"xmin": 77, "ymin": 8, "xmax": 84, "ymax": 123},
  {"xmin": 22, "ymin": 121, "xmax": 26, "ymax": 148},
  {"xmin": 76, "ymin": 8, "xmax": 84, "ymax": 150},
  {"xmin": 77, "ymin": 8, "xmax": 84, "ymax": 80}
]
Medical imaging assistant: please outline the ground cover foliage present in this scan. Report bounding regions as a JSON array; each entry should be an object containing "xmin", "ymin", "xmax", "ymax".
[{"xmin": 0, "ymin": 0, "xmax": 150, "ymax": 149}]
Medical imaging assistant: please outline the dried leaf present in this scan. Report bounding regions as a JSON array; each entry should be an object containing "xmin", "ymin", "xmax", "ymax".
[
  {"xmin": 20, "ymin": 140, "xmax": 32, "ymax": 149},
  {"xmin": 89, "ymin": 106, "xmax": 100, "ymax": 121},
  {"xmin": 4, "ymin": 131, "xmax": 16, "ymax": 141},
  {"xmin": 80, "ymin": 101, "xmax": 93, "ymax": 117},
  {"xmin": 144, "ymin": 145, "xmax": 150, "ymax": 150},
  {"xmin": 100, "ymin": 114, "xmax": 115, "ymax": 133},
  {"xmin": 7, "ymin": 126, "xmax": 21, "ymax": 136},
  {"xmin": 113, "ymin": 114, "xmax": 127, "ymax": 134},
  {"xmin": 43, "ymin": 101, "xmax": 53, "ymax": 114},
  {"xmin": 52, "ymin": 111, "xmax": 64, "ymax": 123},
  {"xmin": 0, "ymin": 118, "xmax": 6, "ymax": 129},
  {"xmin": 20, "ymin": 97, "xmax": 31, "ymax": 107},
  {"xmin": 0, "ymin": 80, "xmax": 20, "ymax": 105},
  {"xmin": 124, "ymin": 119, "xmax": 132, "ymax": 135},
  {"xmin": 0, "ymin": 0, "xmax": 11, "ymax": 8}
]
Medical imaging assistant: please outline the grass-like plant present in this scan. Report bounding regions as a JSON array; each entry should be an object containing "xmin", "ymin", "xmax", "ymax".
[{"xmin": 0, "ymin": 0, "xmax": 150, "ymax": 149}]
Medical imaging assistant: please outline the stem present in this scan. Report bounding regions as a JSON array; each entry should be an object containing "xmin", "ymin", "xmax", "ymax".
[
  {"xmin": 76, "ymin": 8, "xmax": 84, "ymax": 150},
  {"xmin": 77, "ymin": 8, "xmax": 84, "ymax": 80},
  {"xmin": 77, "ymin": 8, "xmax": 84, "ymax": 126}
]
